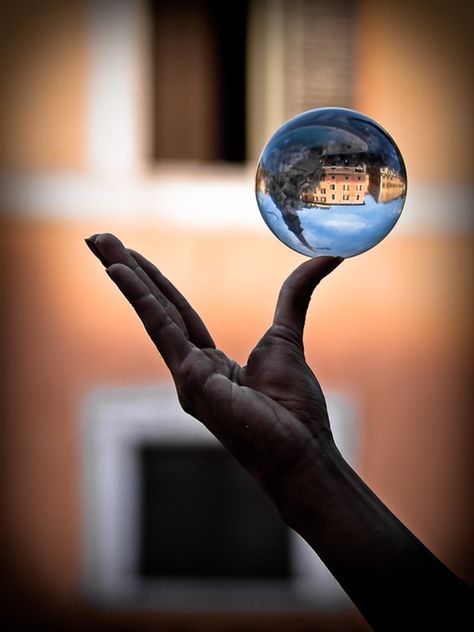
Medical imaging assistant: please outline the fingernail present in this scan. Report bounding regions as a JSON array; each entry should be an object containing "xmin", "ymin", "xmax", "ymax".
[
  {"xmin": 85, "ymin": 237, "xmax": 99, "ymax": 253},
  {"xmin": 85, "ymin": 235, "xmax": 107, "ymax": 266}
]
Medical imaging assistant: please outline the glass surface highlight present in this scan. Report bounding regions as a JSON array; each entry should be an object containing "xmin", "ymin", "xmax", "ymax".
[{"xmin": 256, "ymin": 107, "xmax": 407, "ymax": 258}]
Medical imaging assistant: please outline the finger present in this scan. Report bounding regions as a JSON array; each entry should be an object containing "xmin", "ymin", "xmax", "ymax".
[
  {"xmin": 128, "ymin": 249, "xmax": 216, "ymax": 349},
  {"xmin": 90, "ymin": 233, "xmax": 189, "ymax": 335},
  {"xmin": 273, "ymin": 256, "xmax": 344, "ymax": 342},
  {"xmin": 106, "ymin": 262, "xmax": 192, "ymax": 371},
  {"xmin": 85, "ymin": 233, "xmax": 107, "ymax": 266}
]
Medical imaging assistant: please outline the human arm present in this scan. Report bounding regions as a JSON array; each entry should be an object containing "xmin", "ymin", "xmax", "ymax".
[{"xmin": 86, "ymin": 232, "xmax": 472, "ymax": 630}]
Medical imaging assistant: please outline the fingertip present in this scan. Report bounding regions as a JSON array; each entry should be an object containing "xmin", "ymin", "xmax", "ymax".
[
  {"xmin": 295, "ymin": 254, "xmax": 344, "ymax": 282},
  {"xmin": 85, "ymin": 233, "xmax": 100, "ymax": 244},
  {"xmin": 85, "ymin": 234, "xmax": 107, "ymax": 264},
  {"xmin": 84, "ymin": 236, "xmax": 97, "ymax": 251},
  {"xmin": 85, "ymin": 233, "xmax": 124, "ymax": 259},
  {"xmin": 321, "ymin": 255, "xmax": 345, "ymax": 271},
  {"xmin": 313, "ymin": 255, "xmax": 344, "ymax": 266},
  {"xmin": 105, "ymin": 263, "xmax": 152, "ymax": 304},
  {"xmin": 105, "ymin": 261, "xmax": 133, "ymax": 279},
  {"xmin": 127, "ymin": 248, "xmax": 149, "ymax": 266},
  {"xmin": 310, "ymin": 254, "xmax": 344, "ymax": 276},
  {"xmin": 95, "ymin": 232, "xmax": 123, "ymax": 251}
]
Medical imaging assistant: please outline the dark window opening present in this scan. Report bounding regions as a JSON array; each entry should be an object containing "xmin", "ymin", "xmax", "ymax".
[
  {"xmin": 150, "ymin": 0, "xmax": 248, "ymax": 162},
  {"xmin": 139, "ymin": 444, "xmax": 290, "ymax": 579}
]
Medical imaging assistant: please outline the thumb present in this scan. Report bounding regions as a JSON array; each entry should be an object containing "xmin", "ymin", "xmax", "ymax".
[{"xmin": 273, "ymin": 256, "xmax": 344, "ymax": 342}]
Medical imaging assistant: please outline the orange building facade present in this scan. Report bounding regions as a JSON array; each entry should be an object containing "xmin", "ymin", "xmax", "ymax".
[
  {"xmin": 301, "ymin": 165, "xmax": 369, "ymax": 206},
  {"xmin": 0, "ymin": 1, "xmax": 472, "ymax": 631}
]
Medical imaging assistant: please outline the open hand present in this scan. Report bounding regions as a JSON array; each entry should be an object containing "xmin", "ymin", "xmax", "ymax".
[
  {"xmin": 86, "ymin": 234, "xmax": 473, "ymax": 629},
  {"xmin": 86, "ymin": 233, "xmax": 343, "ymax": 488}
]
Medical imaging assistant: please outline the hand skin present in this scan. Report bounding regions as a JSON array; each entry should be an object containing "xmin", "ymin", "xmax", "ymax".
[{"xmin": 86, "ymin": 233, "xmax": 472, "ymax": 630}]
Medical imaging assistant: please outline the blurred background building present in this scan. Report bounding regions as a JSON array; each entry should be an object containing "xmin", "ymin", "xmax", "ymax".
[{"xmin": 0, "ymin": 0, "xmax": 472, "ymax": 630}]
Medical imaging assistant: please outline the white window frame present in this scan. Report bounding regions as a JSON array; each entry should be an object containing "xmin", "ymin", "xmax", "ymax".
[{"xmin": 81, "ymin": 383, "xmax": 358, "ymax": 612}]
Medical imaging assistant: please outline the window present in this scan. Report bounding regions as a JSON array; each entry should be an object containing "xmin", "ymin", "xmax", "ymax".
[
  {"xmin": 149, "ymin": 0, "xmax": 357, "ymax": 163},
  {"xmin": 151, "ymin": 0, "xmax": 247, "ymax": 162},
  {"xmin": 140, "ymin": 445, "xmax": 289, "ymax": 579},
  {"xmin": 82, "ymin": 384, "xmax": 357, "ymax": 611},
  {"xmin": 330, "ymin": 184, "xmax": 335, "ymax": 190},
  {"xmin": 343, "ymin": 194, "xmax": 349, "ymax": 200}
]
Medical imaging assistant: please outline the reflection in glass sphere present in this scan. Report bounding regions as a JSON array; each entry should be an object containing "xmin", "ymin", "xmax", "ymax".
[{"xmin": 256, "ymin": 107, "xmax": 407, "ymax": 258}]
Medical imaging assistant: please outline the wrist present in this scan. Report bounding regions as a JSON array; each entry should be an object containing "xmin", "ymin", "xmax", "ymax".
[{"xmin": 262, "ymin": 434, "xmax": 346, "ymax": 527}]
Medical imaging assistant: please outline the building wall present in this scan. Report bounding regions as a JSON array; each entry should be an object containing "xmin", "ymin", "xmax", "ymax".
[
  {"xmin": 0, "ymin": 0, "xmax": 87, "ymax": 170},
  {"xmin": 355, "ymin": 0, "xmax": 473, "ymax": 183},
  {"xmin": 1, "ymin": 0, "xmax": 472, "ymax": 629},
  {"xmin": 303, "ymin": 165, "xmax": 370, "ymax": 206}
]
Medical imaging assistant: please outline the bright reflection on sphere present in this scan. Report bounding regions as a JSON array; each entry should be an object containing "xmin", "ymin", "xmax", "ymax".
[{"xmin": 256, "ymin": 108, "xmax": 407, "ymax": 258}]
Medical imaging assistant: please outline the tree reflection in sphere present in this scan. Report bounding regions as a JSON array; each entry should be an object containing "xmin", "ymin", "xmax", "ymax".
[{"xmin": 255, "ymin": 108, "xmax": 407, "ymax": 258}]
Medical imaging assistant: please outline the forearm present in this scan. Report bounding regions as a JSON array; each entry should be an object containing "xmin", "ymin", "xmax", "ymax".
[
  {"xmin": 266, "ymin": 440, "xmax": 472, "ymax": 630},
  {"xmin": 88, "ymin": 233, "xmax": 471, "ymax": 627}
]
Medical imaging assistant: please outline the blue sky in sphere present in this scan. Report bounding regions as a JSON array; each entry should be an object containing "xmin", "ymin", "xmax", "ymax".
[{"xmin": 257, "ymin": 192, "xmax": 404, "ymax": 258}]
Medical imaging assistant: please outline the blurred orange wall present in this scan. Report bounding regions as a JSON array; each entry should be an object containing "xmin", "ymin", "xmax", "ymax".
[
  {"xmin": 356, "ymin": 0, "xmax": 473, "ymax": 182},
  {"xmin": 0, "ymin": 1, "xmax": 472, "ymax": 630},
  {"xmin": 0, "ymin": 0, "xmax": 86, "ymax": 170}
]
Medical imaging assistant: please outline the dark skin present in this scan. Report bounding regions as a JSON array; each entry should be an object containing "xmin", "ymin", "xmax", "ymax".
[{"xmin": 86, "ymin": 233, "xmax": 472, "ymax": 630}]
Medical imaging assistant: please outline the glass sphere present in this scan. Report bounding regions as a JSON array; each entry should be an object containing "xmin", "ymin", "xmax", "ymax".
[{"xmin": 256, "ymin": 107, "xmax": 407, "ymax": 258}]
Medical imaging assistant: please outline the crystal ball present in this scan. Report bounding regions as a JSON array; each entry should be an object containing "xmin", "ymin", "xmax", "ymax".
[{"xmin": 255, "ymin": 107, "xmax": 407, "ymax": 258}]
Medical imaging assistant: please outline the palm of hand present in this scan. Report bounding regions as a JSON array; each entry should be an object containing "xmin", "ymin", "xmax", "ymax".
[{"xmin": 175, "ymin": 329, "xmax": 329, "ymax": 483}]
